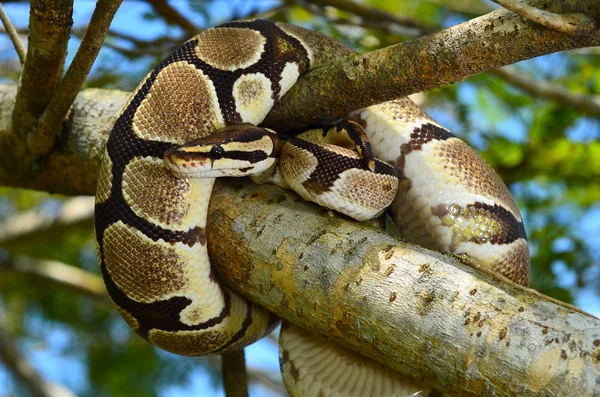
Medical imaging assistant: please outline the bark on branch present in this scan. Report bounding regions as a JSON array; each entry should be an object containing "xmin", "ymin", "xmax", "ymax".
[
  {"xmin": 221, "ymin": 350, "xmax": 249, "ymax": 397},
  {"xmin": 206, "ymin": 180, "xmax": 600, "ymax": 397},
  {"xmin": 30, "ymin": 0, "xmax": 123, "ymax": 155},
  {"xmin": 492, "ymin": 0, "xmax": 598, "ymax": 36},
  {"xmin": 262, "ymin": 0, "xmax": 600, "ymax": 132},
  {"xmin": 7, "ymin": 0, "xmax": 73, "ymax": 170}
]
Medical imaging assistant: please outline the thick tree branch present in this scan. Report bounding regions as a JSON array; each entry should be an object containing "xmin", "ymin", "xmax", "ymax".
[
  {"xmin": 491, "ymin": 66, "xmax": 600, "ymax": 118},
  {"xmin": 492, "ymin": 0, "xmax": 598, "ymax": 36},
  {"xmin": 0, "ymin": 3, "xmax": 26, "ymax": 64},
  {"xmin": 7, "ymin": 0, "xmax": 72, "ymax": 170},
  {"xmin": 30, "ymin": 0, "xmax": 123, "ymax": 156},
  {"xmin": 145, "ymin": 0, "xmax": 198, "ymax": 36},
  {"xmin": 0, "ymin": 324, "xmax": 78, "ymax": 397},
  {"xmin": 262, "ymin": 1, "xmax": 600, "ymax": 132},
  {"xmin": 206, "ymin": 180, "xmax": 600, "ymax": 397},
  {"xmin": 0, "ymin": 85, "xmax": 130, "ymax": 195}
]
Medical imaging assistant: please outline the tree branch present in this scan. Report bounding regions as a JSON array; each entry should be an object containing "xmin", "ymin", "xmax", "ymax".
[
  {"xmin": 492, "ymin": 0, "xmax": 598, "ymax": 36},
  {"xmin": 0, "ymin": 323, "xmax": 78, "ymax": 397},
  {"xmin": 0, "ymin": 3, "xmax": 26, "ymax": 64},
  {"xmin": 262, "ymin": 1, "xmax": 600, "ymax": 132},
  {"xmin": 204, "ymin": 354, "xmax": 286, "ymax": 395},
  {"xmin": 491, "ymin": 66, "xmax": 600, "ymax": 118},
  {"xmin": 7, "ymin": 0, "xmax": 72, "ymax": 170},
  {"xmin": 29, "ymin": 0, "xmax": 123, "ymax": 156},
  {"xmin": 305, "ymin": 0, "xmax": 436, "ymax": 35},
  {"xmin": 221, "ymin": 350, "xmax": 249, "ymax": 397},
  {"xmin": 0, "ymin": 197, "xmax": 94, "ymax": 249},
  {"xmin": 292, "ymin": 0, "xmax": 424, "ymax": 38},
  {"xmin": 427, "ymin": 0, "xmax": 494, "ymax": 15},
  {"xmin": 0, "ymin": 256, "xmax": 108, "ymax": 302},
  {"xmin": 206, "ymin": 180, "xmax": 600, "ymax": 397},
  {"xmin": 0, "ymin": 85, "xmax": 130, "ymax": 195},
  {"xmin": 145, "ymin": 0, "xmax": 198, "ymax": 36}
]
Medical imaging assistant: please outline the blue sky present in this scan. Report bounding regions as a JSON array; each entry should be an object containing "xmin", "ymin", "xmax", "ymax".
[{"xmin": 1, "ymin": 1, "xmax": 599, "ymax": 396}]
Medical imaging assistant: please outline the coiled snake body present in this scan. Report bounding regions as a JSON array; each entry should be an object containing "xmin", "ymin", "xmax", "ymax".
[{"xmin": 95, "ymin": 20, "xmax": 530, "ymax": 396}]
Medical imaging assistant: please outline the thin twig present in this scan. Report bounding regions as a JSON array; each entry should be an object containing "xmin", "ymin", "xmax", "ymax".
[
  {"xmin": 205, "ymin": 355, "xmax": 285, "ymax": 395},
  {"xmin": 0, "ymin": 3, "xmax": 26, "ymax": 64},
  {"xmin": 242, "ymin": 4, "xmax": 287, "ymax": 21},
  {"xmin": 307, "ymin": 0, "xmax": 436, "ymax": 34},
  {"xmin": 145, "ymin": 0, "xmax": 198, "ymax": 36},
  {"xmin": 0, "ymin": 196, "xmax": 94, "ymax": 247},
  {"xmin": 221, "ymin": 350, "xmax": 249, "ymax": 397},
  {"xmin": 29, "ymin": 0, "xmax": 123, "ymax": 155},
  {"xmin": 492, "ymin": 0, "xmax": 598, "ymax": 36},
  {"xmin": 0, "ymin": 324, "xmax": 78, "ymax": 397},
  {"xmin": 491, "ymin": 66, "xmax": 600, "ymax": 118},
  {"xmin": 0, "ymin": 256, "xmax": 109, "ymax": 302},
  {"xmin": 426, "ymin": 0, "xmax": 495, "ymax": 15},
  {"xmin": 294, "ymin": 0, "xmax": 424, "ymax": 38}
]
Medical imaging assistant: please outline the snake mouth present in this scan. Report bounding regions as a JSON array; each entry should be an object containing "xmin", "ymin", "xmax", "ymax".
[{"xmin": 163, "ymin": 147, "xmax": 210, "ymax": 178}]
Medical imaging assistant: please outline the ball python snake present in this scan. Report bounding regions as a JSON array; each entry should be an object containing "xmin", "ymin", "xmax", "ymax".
[{"xmin": 95, "ymin": 19, "xmax": 530, "ymax": 396}]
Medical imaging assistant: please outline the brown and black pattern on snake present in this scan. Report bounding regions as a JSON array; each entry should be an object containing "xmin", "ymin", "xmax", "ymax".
[
  {"xmin": 95, "ymin": 20, "xmax": 322, "ymax": 354},
  {"xmin": 284, "ymin": 137, "xmax": 397, "ymax": 194},
  {"xmin": 394, "ymin": 123, "xmax": 455, "ymax": 178},
  {"xmin": 96, "ymin": 19, "xmax": 532, "ymax": 396}
]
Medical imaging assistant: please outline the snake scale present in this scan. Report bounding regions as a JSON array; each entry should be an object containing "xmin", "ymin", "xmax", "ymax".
[{"xmin": 95, "ymin": 19, "xmax": 530, "ymax": 396}]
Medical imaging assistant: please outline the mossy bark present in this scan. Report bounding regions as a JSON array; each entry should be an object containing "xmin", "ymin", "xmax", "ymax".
[{"xmin": 207, "ymin": 180, "xmax": 600, "ymax": 397}]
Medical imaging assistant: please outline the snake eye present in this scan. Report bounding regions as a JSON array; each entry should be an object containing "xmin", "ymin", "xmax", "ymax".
[{"xmin": 210, "ymin": 145, "xmax": 225, "ymax": 159}]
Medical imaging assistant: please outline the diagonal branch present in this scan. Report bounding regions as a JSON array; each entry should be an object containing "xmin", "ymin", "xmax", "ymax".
[
  {"xmin": 0, "ymin": 196, "xmax": 94, "ymax": 248},
  {"xmin": 0, "ymin": 323, "xmax": 78, "ymax": 397},
  {"xmin": 0, "ymin": 3, "xmax": 26, "ymax": 64},
  {"xmin": 145, "ymin": 0, "xmax": 198, "ymax": 36},
  {"xmin": 29, "ymin": 0, "xmax": 123, "ymax": 156},
  {"xmin": 206, "ymin": 180, "xmax": 600, "ymax": 397},
  {"xmin": 492, "ymin": 0, "xmax": 598, "ymax": 36},
  {"xmin": 0, "ymin": 256, "xmax": 109, "ymax": 302},
  {"xmin": 306, "ymin": 0, "xmax": 436, "ymax": 35},
  {"xmin": 491, "ymin": 66, "xmax": 600, "ymax": 118},
  {"xmin": 262, "ymin": 1, "xmax": 600, "ymax": 132},
  {"xmin": 292, "ymin": 0, "xmax": 424, "ymax": 38}
]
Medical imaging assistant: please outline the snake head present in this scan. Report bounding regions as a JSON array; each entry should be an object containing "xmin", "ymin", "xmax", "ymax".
[{"xmin": 164, "ymin": 123, "xmax": 281, "ymax": 179}]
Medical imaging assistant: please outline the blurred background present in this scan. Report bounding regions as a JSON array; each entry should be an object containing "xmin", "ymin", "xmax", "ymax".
[{"xmin": 0, "ymin": 1, "xmax": 598, "ymax": 396}]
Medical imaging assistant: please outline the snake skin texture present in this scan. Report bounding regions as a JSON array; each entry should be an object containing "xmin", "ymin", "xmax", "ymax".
[{"xmin": 95, "ymin": 19, "xmax": 530, "ymax": 396}]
